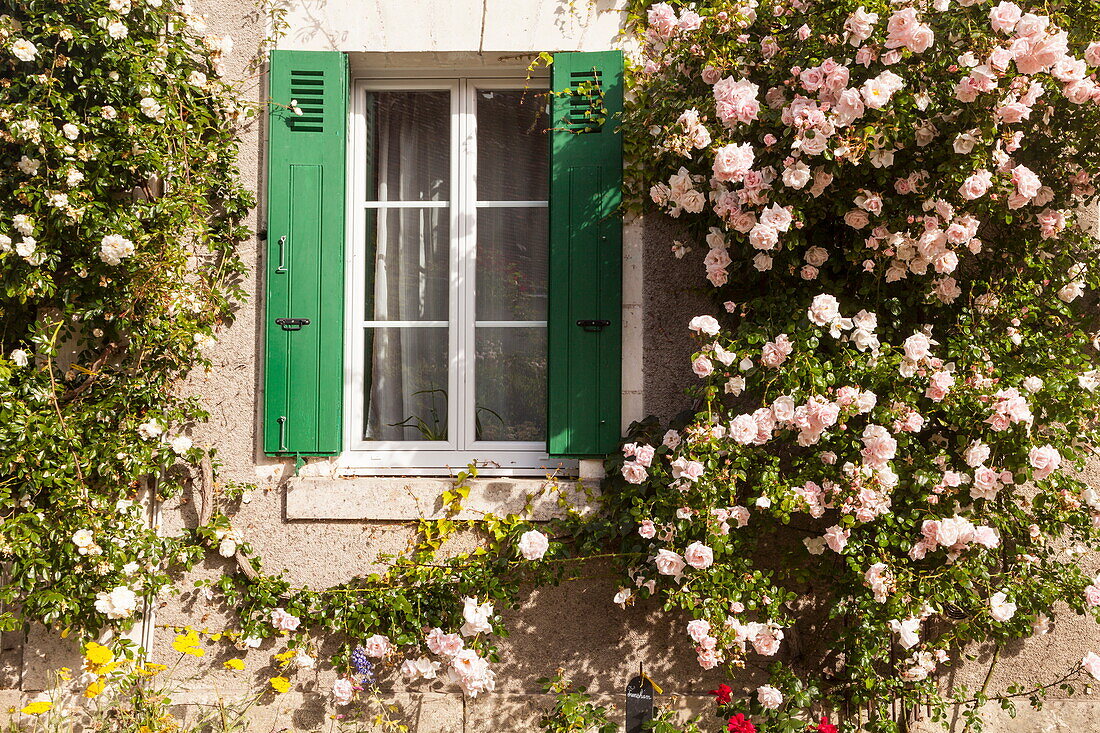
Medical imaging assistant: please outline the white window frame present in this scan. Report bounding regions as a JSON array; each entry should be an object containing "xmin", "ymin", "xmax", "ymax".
[{"xmin": 340, "ymin": 74, "xmax": 575, "ymax": 477}]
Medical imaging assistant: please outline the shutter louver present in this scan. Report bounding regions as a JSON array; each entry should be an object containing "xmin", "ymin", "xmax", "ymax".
[
  {"xmin": 263, "ymin": 50, "xmax": 348, "ymax": 458},
  {"xmin": 547, "ymin": 50, "xmax": 624, "ymax": 457}
]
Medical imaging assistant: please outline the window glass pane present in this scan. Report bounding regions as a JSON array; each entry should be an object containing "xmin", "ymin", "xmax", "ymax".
[
  {"xmin": 475, "ymin": 327, "xmax": 546, "ymax": 442},
  {"xmin": 363, "ymin": 327, "xmax": 449, "ymax": 441},
  {"xmin": 476, "ymin": 89, "xmax": 547, "ymax": 201},
  {"xmin": 365, "ymin": 209, "xmax": 449, "ymax": 321},
  {"xmin": 475, "ymin": 208, "xmax": 547, "ymax": 321},
  {"xmin": 366, "ymin": 90, "xmax": 449, "ymax": 201}
]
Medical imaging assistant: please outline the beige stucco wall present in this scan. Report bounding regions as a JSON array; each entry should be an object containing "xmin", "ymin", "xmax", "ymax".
[{"xmin": 5, "ymin": 1, "xmax": 1100, "ymax": 731}]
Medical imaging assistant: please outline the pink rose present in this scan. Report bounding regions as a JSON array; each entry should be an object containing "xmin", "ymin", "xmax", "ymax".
[
  {"xmin": 903, "ymin": 332, "xmax": 931, "ymax": 361},
  {"xmin": 332, "ymin": 678, "xmax": 355, "ymax": 705},
  {"xmin": 621, "ymin": 462, "xmax": 648, "ymax": 484},
  {"xmin": 1028, "ymin": 445, "xmax": 1061, "ymax": 480},
  {"xmin": 712, "ymin": 142, "xmax": 755, "ymax": 182},
  {"xmin": 684, "ymin": 541, "xmax": 714, "ymax": 569},
  {"xmin": 692, "ymin": 355, "xmax": 714, "ymax": 377},
  {"xmin": 824, "ymin": 525, "xmax": 850, "ymax": 553},
  {"xmin": 988, "ymin": 1, "xmax": 1022, "ymax": 33},
  {"xmin": 686, "ymin": 619, "xmax": 711, "ymax": 642},
  {"xmin": 844, "ymin": 209, "xmax": 870, "ymax": 229},
  {"xmin": 1083, "ymin": 652, "xmax": 1100, "ymax": 681},
  {"xmin": 670, "ymin": 457, "xmax": 704, "ymax": 481},
  {"xmin": 362, "ymin": 633, "xmax": 393, "ymax": 657},
  {"xmin": 270, "ymin": 608, "xmax": 301, "ymax": 632},
  {"xmin": 426, "ymin": 627, "xmax": 464, "ymax": 657},
  {"xmin": 689, "ymin": 315, "xmax": 721, "ymax": 336},
  {"xmin": 757, "ymin": 685, "xmax": 784, "ymax": 709},
  {"xmin": 960, "ymin": 170, "xmax": 992, "ymax": 200},
  {"xmin": 654, "ymin": 549, "xmax": 686, "ymax": 577},
  {"xmin": 638, "ymin": 520, "xmax": 656, "ymax": 539},
  {"xmin": 647, "ymin": 2, "xmax": 677, "ymax": 39}
]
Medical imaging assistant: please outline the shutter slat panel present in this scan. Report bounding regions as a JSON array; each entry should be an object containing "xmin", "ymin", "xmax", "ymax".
[
  {"xmin": 547, "ymin": 51, "xmax": 623, "ymax": 457},
  {"xmin": 263, "ymin": 50, "xmax": 347, "ymax": 457}
]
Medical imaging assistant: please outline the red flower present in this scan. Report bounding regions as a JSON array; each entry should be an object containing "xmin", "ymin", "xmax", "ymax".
[
  {"xmin": 710, "ymin": 683, "xmax": 733, "ymax": 705},
  {"xmin": 813, "ymin": 717, "xmax": 838, "ymax": 733},
  {"xmin": 727, "ymin": 713, "xmax": 756, "ymax": 733}
]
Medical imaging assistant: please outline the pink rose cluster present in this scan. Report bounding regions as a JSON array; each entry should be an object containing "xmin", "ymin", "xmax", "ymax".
[
  {"xmin": 645, "ymin": 2, "xmax": 702, "ymax": 41},
  {"xmin": 729, "ymin": 618, "xmax": 785, "ymax": 657},
  {"xmin": 985, "ymin": 386, "xmax": 1033, "ymax": 431},
  {"xmin": 621, "ymin": 441, "xmax": 656, "ymax": 484},
  {"xmin": 885, "ymin": 8, "xmax": 934, "ymax": 54},
  {"xmin": 713, "ymin": 76, "xmax": 760, "ymax": 127},
  {"xmin": 909, "ymin": 516, "xmax": 1001, "ymax": 560},
  {"xmin": 728, "ymin": 392, "xmax": 846, "ymax": 449},
  {"xmin": 686, "ymin": 618, "xmax": 724, "ymax": 669}
]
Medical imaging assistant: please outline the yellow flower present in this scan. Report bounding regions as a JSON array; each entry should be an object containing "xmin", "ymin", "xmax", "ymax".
[
  {"xmin": 84, "ymin": 642, "xmax": 114, "ymax": 667},
  {"xmin": 84, "ymin": 678, "xmax": 105, "ymax": 698},
  {"xmin": 21, "ymin": 701, "xmax": 53, "ymax": 715},
  {"xmin": 58, "ymin": 667, "xmax": 72, "ymax": 681},
  {"xmin": 269, "ymin": 676, "xmax": 290, "ymax": 694},
  {"xmin": 139, "ymin": 663, "xmax": 168, "ymax": 676},
  {"xmin": 209, "ymin": 633, "xmax": 223, "ymax": 642},
  {"xmin": 223, "ymin": 658, "xmax": 245, "ymax": 671},
  {"xmin": 172, "ymin": 632, "xmax": 205, "ymax": 657},
  {"xmin": 273, "ymin": 649, "xmax": 295, "ymax": 666}
]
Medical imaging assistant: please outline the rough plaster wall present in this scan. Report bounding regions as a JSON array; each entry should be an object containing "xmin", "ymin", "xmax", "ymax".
[{"xmin": 641, "ymin": 214, "xmax": 712, "ymax": 423}]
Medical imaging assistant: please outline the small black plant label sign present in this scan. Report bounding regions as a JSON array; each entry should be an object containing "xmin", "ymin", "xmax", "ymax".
[{"xmin": 626, "ymin": 674, "xmax": 655, "ymax": 733}]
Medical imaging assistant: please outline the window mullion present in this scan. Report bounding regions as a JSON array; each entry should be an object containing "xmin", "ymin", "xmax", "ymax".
[
  {"xmin": 448, "ymin": 79, "xmax": 464, "ymax": 453},
  {"xmin": 460, "ymin": 78, "xmax": 479, "ymax": 453}
]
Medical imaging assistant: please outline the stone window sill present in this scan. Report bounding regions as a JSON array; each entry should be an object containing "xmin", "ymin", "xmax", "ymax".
[{"xmin": 285, "ymin": 476, "xmax": 600, "ymax": 521}]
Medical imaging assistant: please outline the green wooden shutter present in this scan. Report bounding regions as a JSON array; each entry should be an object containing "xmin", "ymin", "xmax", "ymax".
[
  {"xmin": 263, "ymin": 50, "xmax": 347, "ymax": 457},
  {"xmin": 547, "ymin": 50, "xmax": 624, "ymax": 457}
]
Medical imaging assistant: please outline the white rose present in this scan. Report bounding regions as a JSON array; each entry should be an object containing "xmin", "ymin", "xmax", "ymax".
[
  {"xmin": 170, "ymin": 435, "xmax": 193, "ymax": 455},
  {"xmin": 95, "ymin": 585, "xmax": 138, "ymax": 619},
  {"xmin": 10, "ymin": 349, "xmax": 29, "ymax": 367},
  {"xmin": 460, "ymin": 597, "xmax": 494, "ymax": 636},
  {"xmin": 100, "ymin": 234, "xmax": 136, "ymax": 265},
  {"xmin": 10, "ymin": 39, "xmax": 37, "ymax": 62},
  {"xmin": 517, "ymin": 529, "xmax": 549, "ymax": 560},
  {"xmin": 106, "ymin": 20, "xmax": 128, "ymax": 39},
  {"xmin": 807, "ymin": 293, "xmax": 841, "ymax": 326}
]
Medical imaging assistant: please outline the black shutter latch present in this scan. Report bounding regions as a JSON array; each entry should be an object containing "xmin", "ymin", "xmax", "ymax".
[{"xmin": 275, "ymin": 318, "xmax": 311, "ymax": 331}]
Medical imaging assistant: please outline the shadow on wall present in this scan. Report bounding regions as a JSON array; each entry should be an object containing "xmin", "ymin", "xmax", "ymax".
[
  {"xmin": 642, "ymin": 214, "xmax": 713, "ymax": 424},
  {"xmin": 278, "ymin": 0, "xmax": 351, "ymax": 52}
]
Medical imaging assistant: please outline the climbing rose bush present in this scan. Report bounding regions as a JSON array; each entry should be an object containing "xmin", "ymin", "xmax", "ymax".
[
  {"xmin": 0, "ymin": 0, "xmax": 252, "ymax": 634},
  {"xmin": 604, "ymin": 0, "xmax": 1100, "ymax": 727}
]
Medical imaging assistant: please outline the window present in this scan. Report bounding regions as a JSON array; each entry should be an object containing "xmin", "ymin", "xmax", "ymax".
[
  {"xmin": 262, "ymin": 50, "xmax": 624, "ymax": 475},
  {"xmin": 346, "ymin": 77, "xmax": 556, "ymax": 472}
]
